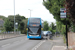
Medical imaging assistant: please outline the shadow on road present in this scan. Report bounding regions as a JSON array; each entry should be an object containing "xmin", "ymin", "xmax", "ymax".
[{"xmin": 28, "ymin": 35, "xmax": 53, "ymax": 40}]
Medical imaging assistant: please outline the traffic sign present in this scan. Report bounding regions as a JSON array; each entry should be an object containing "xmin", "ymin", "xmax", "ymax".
[{"xmin": 60, "ymin": 8, "xmax": 66, "ymax": 18}]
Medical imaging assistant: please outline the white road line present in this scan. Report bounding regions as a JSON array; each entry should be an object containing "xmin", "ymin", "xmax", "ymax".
[
  {"xmin": 2, "ymin": 43, "xmax": 10, "ymax": 47},
  {"xmin": 32, "ymin": 40, "xmax": 46, "ymax": 50}
]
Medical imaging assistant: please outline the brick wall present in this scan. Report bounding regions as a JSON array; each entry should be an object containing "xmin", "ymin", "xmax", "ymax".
[{"xmin": 68, "ymin": 32, "xmax": 75, "ymax": 50}]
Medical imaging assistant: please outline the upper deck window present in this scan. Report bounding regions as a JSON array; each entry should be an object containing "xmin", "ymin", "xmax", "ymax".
[{"xmin": 29, "ymin": 18, "xmax": 40, "ymax": 24}]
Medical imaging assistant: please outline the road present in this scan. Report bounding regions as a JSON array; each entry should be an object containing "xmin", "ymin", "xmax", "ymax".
[{"xmin": 0, "ymin": 36, "xmax": 53, "ymax": 50}]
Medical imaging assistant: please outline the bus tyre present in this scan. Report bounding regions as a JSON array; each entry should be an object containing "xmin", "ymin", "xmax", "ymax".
[{"xmin": 29, "ymin": 38, "xmax": 32, "ymax": 40}]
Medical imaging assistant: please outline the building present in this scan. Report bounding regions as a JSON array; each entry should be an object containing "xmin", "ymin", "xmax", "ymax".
[{"xmin": 0, "ymin": 19, "xmax": 4, "ymax": 32}]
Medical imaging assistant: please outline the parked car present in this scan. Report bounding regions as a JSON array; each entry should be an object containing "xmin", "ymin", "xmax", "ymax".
[{"xmin": 43, "ymin": 31, "xmax": 52, "ymax": 36}]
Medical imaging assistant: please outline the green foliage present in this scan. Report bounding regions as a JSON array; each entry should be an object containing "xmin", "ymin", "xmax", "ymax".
[
  {"xmin": 43, "ymin": 0, "xmax": 71, "ymax": 34},
  {"xmin": 63, "ymin": 35, "xmax": 66, "ymax": 43},
  {"xmin": 43, "ymin": 0, "xmax": 70, "ymax": 25},
  {"xmin": 43, "ymin": 21, "xmax": 49, "ymax": 31},
  {"xmin": 21, "ymin": 16, "xmax": 26, "ymax": 20},
  {"xmin": 3, "ymin": 14, "xmax": 27, "ymax": 34},
  {"xmin": 22, "ymin": 20, "xmax": 28, "ymax": 34},
  {"xmin": 48, "ymin": 27, "xmax": 52, "ymax": 32},
  {"xmin": 4, "ymin": 19, "xmax": 13, "ymax": 31},
  {"xmin": 18, "ymin": 21, "xmax": 24, "ymax": 30},
  {"xmin": 49, "ymin": 22, "xmax": 56, "ymax": 34},
  {"xmin": 56, "ymin": 21, "xmax": 66, "ymax": 34},
  {"xmin": 50, "ymin": 22, "xmax": 56, "ymax": 30},
  {"xmin": 0, "ymin": 15, "xmax": 7, "ymax": 21},
  {"xmin": 8, "ymin": 14, "xmax": 25, "ymax": 31}
]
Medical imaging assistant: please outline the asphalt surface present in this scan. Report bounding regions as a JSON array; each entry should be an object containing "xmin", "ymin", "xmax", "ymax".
[{"xmin": 0, "ymin": 36, "xmax": 53, "ymax": 50}]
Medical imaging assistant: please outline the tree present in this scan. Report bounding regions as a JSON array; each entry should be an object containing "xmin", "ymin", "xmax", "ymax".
[
  {"xmin": 65, "ymin": 0, "xmax": 75, "ymax": 25},
  {"xmin": 22, "ymin": 19, "xmax": 28, "ymax": 34},
  {"xmin": 21, "ymin": 16, "xmax": 26, "ymax": 20},
  {"xmin": 4, "ymin": 14, "xmax": 26, "ymax": 34},
  {"xmin": 56, "ymin": 21, "xmax": 66, "ymax": 34},
  {"xmin": 65, "ymin": 0, "xmax": 75, "ymax": 32},
  {"xmin": 43, "ymin": 21, "xmax": 49, "ymax": 31},
  {"xmin": 4, "ymin": 19, "xmax": 12, "ymax": 31},
  {"xmin": 43, "ymin": 0, "xmax": 71, "ymax": 34},
  {"xmin": 0, "ymin": 15, "xmax": 7, "ymax": 21},
  {"xmin": 7, "ymin": 14, "xmax": 25, "ymax": 31},
  {"xmin": 50, "ymin": 22, "xmax": 56, "ymax": 30},
  {"xmin": 49, "ymin": 22, "xmax": 56, "ymax": 34},
  {"xmin": 43, "ymin": 0, "xmax": 70, "ymax": 25}
]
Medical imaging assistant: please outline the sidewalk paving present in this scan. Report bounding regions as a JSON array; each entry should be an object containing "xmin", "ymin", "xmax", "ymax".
[
  {"xmin": 51, "ymin": 35, "xmax": 67, "ymax": 50},
  {"xmin": 52, "ymin": 46, "xmax": 66, "ymax": 50}
]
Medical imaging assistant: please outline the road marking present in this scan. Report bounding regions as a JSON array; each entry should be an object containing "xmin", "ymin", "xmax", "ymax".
[
  {"xmin": 32, "ymin": 40, "xmax": 46, "ymax": 50},
  {"xmin": 2, "ymin": 43, "xmax": 10, "ymax": 47}
]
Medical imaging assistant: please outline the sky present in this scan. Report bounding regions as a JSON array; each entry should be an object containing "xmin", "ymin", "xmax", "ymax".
[{"xmin": 0, "ymin": 0, "xmax": 56, "ymax": 24}]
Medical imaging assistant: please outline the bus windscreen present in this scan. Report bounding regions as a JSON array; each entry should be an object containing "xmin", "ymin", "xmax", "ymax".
[{"xmin": 29, "ymin": 18, "xmax": 40, "ymax": 24}]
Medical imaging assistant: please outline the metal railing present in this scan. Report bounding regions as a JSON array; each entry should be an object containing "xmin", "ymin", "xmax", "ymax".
[{"xmin": 0, "ymin": 31, "xmax": 21, "ymax": 39}]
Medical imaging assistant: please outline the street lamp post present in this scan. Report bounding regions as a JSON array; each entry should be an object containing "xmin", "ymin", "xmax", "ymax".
[
  {"xmin": 15, "ymin": 22, "xmax": 18, "ymax": 29},
  {"xmin": 15, "ymin": 22, "xmax": 18, "ymax": 34},
  {"xmin": 14, "ymin": 0, "xmax": 15, "ymax": 33},
  {"xmin": 28, "ymin": 9, "xmax": 32, "ymax": 17}
]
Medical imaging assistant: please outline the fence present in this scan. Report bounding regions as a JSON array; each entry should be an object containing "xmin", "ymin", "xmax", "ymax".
[{"xmin": 0, "ymin": 31, "xmax": 21, "ymax": 39}]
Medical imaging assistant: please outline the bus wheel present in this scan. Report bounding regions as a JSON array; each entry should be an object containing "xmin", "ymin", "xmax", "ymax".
[{"xmin": 29, "ymin": 38, "xmax": 32, "ymax": 40}]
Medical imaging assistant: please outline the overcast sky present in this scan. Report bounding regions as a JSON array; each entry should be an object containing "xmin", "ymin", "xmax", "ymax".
[{"xmin": 0, "ymin": 0, "xmax": 56, "ymax": 24}]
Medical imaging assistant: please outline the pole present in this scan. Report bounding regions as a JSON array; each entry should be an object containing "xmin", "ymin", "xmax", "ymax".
[
  {"xmin": 30, "ymin": 9, "xmax": 31, "ymax": 17},
  {"xmin": 28, "ymin": 9, "xmax": 32, "ymax": 17},
  {"xmin": 66, "ymin": 14, "xmax": 68, "ymax": 49},
  {"xmin": 60, "ymin": 8, "xmax": 68, "ymax": 49},
  {"xmin": 14, "ymin": 0, "xmax": 15, "ymax": 33},
  {"xmin": 65, "ymin": 0, "xmax": 68, "ymax": 48}
]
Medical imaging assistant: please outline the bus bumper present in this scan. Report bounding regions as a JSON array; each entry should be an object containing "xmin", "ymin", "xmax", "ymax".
[{"xmin": 27, "ymin": 35, "xmax": 42, "ymax": 39}]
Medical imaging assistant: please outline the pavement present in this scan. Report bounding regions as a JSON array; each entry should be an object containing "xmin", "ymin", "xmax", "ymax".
[{"xmin": 51, "ymin": 35, "xmax": 67, "ymax": 50}]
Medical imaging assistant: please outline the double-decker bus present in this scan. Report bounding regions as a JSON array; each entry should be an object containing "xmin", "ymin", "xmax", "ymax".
[{"xmin": 27, "ymin": 18, "xmax": 43, "ymax": 39}]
